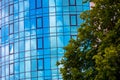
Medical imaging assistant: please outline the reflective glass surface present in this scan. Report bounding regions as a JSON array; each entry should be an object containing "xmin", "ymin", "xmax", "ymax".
[{"xmin": 0, "ymin": 0, "xmax": 89, "ymax": 79}]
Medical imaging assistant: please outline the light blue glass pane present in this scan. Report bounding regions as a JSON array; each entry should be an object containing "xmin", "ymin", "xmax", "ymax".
[
  {"xmin": 71, "ymin": 15, "xmax": 77, "ymax": 25},
  {"xmin": 14, "ymin": 22, "xmax": 18, "ymax": 33},
  {"xmin": 19, "ymin": 20, "xmax": 24, "ymax": 31},
  {"xmin": 44, "ymin": 37, "xmax": 50, "ymax": 48},
  {"xmin": 50, "ymin": 37, "xmax": 56, "ymax": 48},
  {"xmin": 19, "ymin": 1, "xmax": 24, "ymax": 12},
  {"xmin": 24, "ymin": 19, "xmax": 30, "ymax": 30},
  {"xmin": 9, "ymin": 5, "xmax": 13, "ymax": 15},
  {"xmin": 31, "ymin": 72, "xmax": 37, "ymax": 78},
  {"xmin": 70, "ymin": 0, "xmax": 76, "ymax": 5},
  {"xmin": 56, "ymin": 0, "xmax": 62, "ymax": 6},
  {"xmin": 9, "ymin": 44, "xmax": 13, "ymax": 54},
  {"xmin": 24, "ymin": 0, "xmax": 29, "ymax": 11},
  {"xmin": 44, "ymin": 58, "xmax": 50, "ymax": 69},
  {"xmin": 63, "ymin": 0, "xmax": 68, "ymax": 6},
  {"xmin": 57, "ymin": 36, "xmax": 64, "ymax": 47},
  {"xmin": 10, "ymin": 23, "xmax": 13, "ymax": 34},
  {"xmin": 50, "ymin": 16, "xmax": 56, "ymax": 26},
  {"xmin": 14, "ymin": 62, "xmax": 19, "ymax": 73},
  {"xmin": 37, "ymin": 18, "xmax": 42, "ymax": 28},
  {"xmin": 63, "ymin": 15, "xmax": 70, "ymax": 26},
  {"xmin": 25, "ymin": 39, "xmax": 30, "ymax": 51},
  {"xmin": 38, "ymin": 59, "xmax": 43, "ymax": 70},
  {"xmin": 14, "ymin": 42, "xmax": 18, "ymax": 53},
  {"xmin": 76, "ymin": 0, "xmax": 82, "ymax": 5},
  {"xmin": 19, "ymin": 40, "xmax": 24, "ymax": 51},
  {"xmin": 31, "ymin": 60, "xmax": 37, "ymax": 71},
  {"xmin": 20, "ymin": 52, "xmax": 24, "ymax": 59},
  {"xmin": 14, "ymin": 3, "xmax": 18, "ymax": 13},
  {"xmin": 25, "ymin": 60, "xmax": 31, "ymax": 71},
  {"xmin": 43, "ymin": 0, "xmax": 48, "ymax": 7},
  {"xmin": 25, "ymin": 72, "xmax": 31, "ymax": 78},
  {"xmin": 31, "ymin": 39, "xmax": 36, "ymax": 50},
  {"xmin": 10, "ymin": 64, "xmax": 13, "ymax": 74},
  {"xmin": 51, "ymin": 58, "xmax": 57, "ymax": 69},
  {"xmin": 20, "ymin": 61, "xmax": 24, "ymax": 72},
  {"xmin": 56, "ymin": 16, "xmax": 63, "ymax": 26},
  {"xmin": 64, "ymin": 36, "xmax": 70, "ymax": 46},
  {"xmin": 49, "ymin": 0, "xmax": 55, "ymax": 6},
  {"xmin": 30, "ymin": 18, "xmax": 36, "ymax": 29}
]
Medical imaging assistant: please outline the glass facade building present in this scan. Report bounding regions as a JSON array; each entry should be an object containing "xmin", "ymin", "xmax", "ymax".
[{"xmin": 0, "ymin": 0, "xmax": 89, "ymax": 80}]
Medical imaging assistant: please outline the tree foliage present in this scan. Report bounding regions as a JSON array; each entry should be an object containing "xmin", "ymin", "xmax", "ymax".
[{"xmin": 57, "ymin": 0, "xmax": 120, "ymax": 80}]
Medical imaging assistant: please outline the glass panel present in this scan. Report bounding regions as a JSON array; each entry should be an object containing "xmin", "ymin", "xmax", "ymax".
[
  {"xmin": 69, "ymin": 0, "xmax": 76, "ymax": 5},
  {"xmin": 10, "ymin": 63, "xmax": 14, "ymax": 74},
  {"xmin": 37, "ymin": 17, "xmax": 42, "ymax": 28},
  {"xmin": 19, "ymin": 1, "xmax": 24, "ymax": 12},
  {"xmin": 38, "ymin": 59, "xmax": 43, "ymax": 70},
  {"xmin": 37, "ymin": 38, "xmax": 43, "ymax": 49},
  {"xmin": 31, "ymin": 39, "xmax": 36, "ymax": 50},
  {"xmin": 19, "ymin": 20, "xmax": 24, "ymax": 32},
  {"xmin": 14, "ymin": 22, "xmax": 18, "ymax": 33},
  {"xmin": 9, "ymin": 23, "xmax": 13, "ymax": 34},
  {"xmin": 36, "ymin": 0, "xmax": 42, "ymax": 8},
  {"xmin": 31, "ymin": 60, "xmax": 37, "ymax": 71},
  {"xmin": 9, "ymin": 4, "xmax": 13, "ymax": 15},
  {"xmin": 25, "ymin": 60, "xmax": 31, "ymax": 72},
  {"xmin": 25, "ymin": 39, "xmax": 30, "ymax": 51},
  {"xmin": 14, "ymin": 3, "xmax": 18, "ymax": 13},
  {"xmin": 9, "ymin": 43, "xmax": 13, "ymax": 54},
  {"xmin": 70, "ymin": 15, "xmax": 77, "ymax": 26}
]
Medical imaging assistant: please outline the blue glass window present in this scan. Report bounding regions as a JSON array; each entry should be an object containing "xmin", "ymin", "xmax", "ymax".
[
  {"xmin": 36, "ymin": 0, "xmax": 42, "ymax": 8},
  {"xmin": 19, "ymin": 1, "xmax": 24, "ymax": 12},
  {"xmin": 37, "ymin": 17, "xmax": 42, "ymax": 28},
  {"xmin": 9, "ymin": 43, "xmax": 14, "ymax": 54},
  {"xmin": 14, "ymin": 22, "xmax": 18, "ymax": 33},
  {"xmin": 70, "ymin": 15, "xmax": 77, "ymax": 26},
  {"xmin": 37, "ymin": 59, "xmax": 43, "ymax": 70},
  {"xmin": 9, "ymin": 23, "xmax": 13, "ymax": 34},
  {"xmin": 30, "ymin": 0, "xmax": 35, "ymax": 9},
  {"xmin": 14, "ymin": 3, "xmax": 18, "ymax": 13},
  {"xmin": 9, "ymin": 4, "xmax": 13, "ymax": 15},
  {"xmin": 69, "ymin": 0, "xmax": 76, "ymax": 6},
  {"xmin": 37, "ymin": 38, "xmax": 43, "ymax": 49},
  {"xmin": 9, "ymin": 63, "xmax": 14, "ymax": 75}
]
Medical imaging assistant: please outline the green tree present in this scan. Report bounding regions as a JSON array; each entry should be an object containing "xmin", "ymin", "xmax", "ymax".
[{"xmin": 57, "ymin": 0, "xmax": 120, "ymax": 80}]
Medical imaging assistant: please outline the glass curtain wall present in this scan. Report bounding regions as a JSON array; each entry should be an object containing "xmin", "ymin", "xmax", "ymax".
[{"xmin": 0, "ymin": 0, "xmax": 89, "ymax": 80}]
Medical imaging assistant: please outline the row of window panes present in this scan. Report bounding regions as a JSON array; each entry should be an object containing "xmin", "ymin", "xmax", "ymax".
[{"xmin": 0, "ymin": 57, "xmax": 59, "ymax": 75}]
